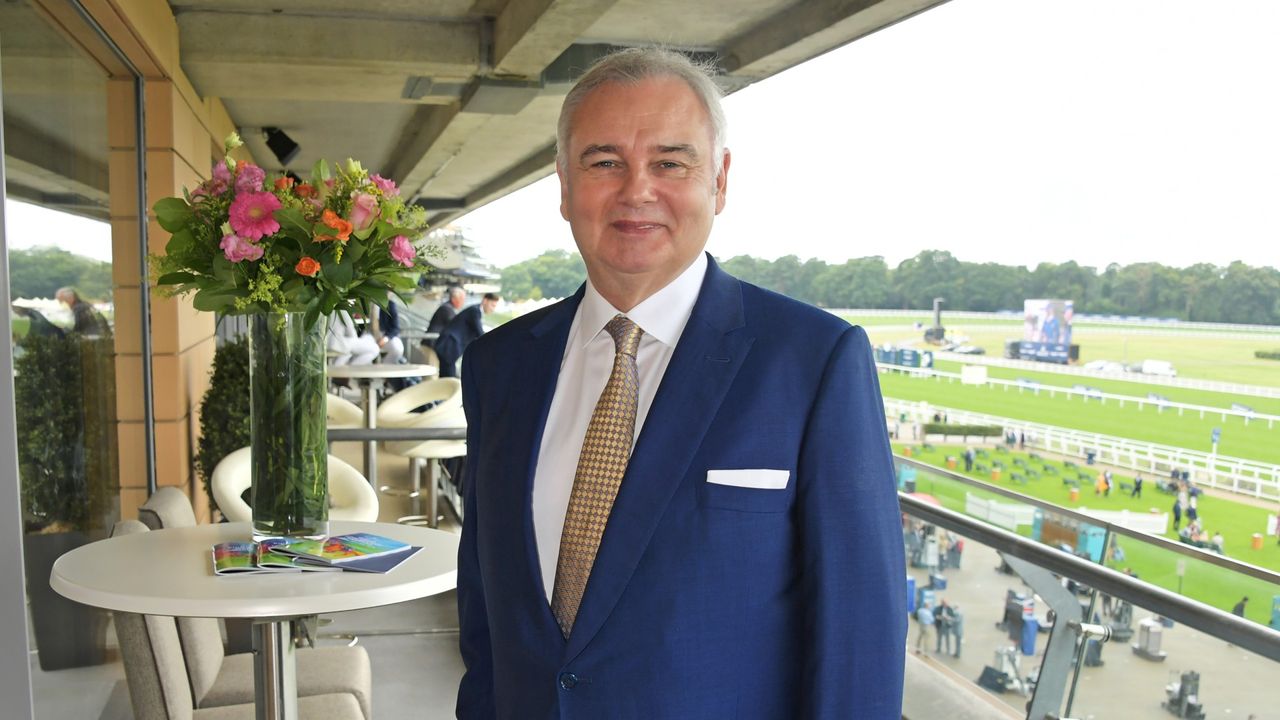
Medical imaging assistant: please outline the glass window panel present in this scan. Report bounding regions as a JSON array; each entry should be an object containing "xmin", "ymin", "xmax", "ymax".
[{"xmin": 2, "ymin": 2, "xmax": 136, "ymax": 716}]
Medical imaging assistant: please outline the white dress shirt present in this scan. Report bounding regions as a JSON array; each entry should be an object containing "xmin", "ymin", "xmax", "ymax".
[{"xmin": 532, "ymin": 253, "xmax": 708, "ymax": 601}]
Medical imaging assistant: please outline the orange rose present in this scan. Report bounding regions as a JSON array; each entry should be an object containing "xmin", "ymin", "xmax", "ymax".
[
  {"xmin": 315, "ymin": 208, "xmax": 353, "ymax": 242},
  {"xmin": 274, "ymin": 176, "xmax": 295, "ymax": 191},
  {"xmin": 295, "ymin": 256, "xmax": 321, "ymax": 277},
  {"xmin": 295, "ymin": 183, "xmax": 316, "ymax": 198}
]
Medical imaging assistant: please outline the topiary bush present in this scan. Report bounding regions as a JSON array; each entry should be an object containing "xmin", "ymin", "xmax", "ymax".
[
  {"xmin": 15, "ymin": 333, "xmax": 117, "ymax": 533},
  {"xmin": 194, "ymin": 337, "xmax": 251, "ymax": 515}
]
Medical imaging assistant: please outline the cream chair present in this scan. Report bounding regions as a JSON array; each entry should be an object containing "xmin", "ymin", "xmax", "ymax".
[
  {"xmin": 326, "ymin": 392, "xmax": 365, "ymax": 428},
  {"xmin": 110, "ymin": 520, "xmax": 367, "ymax": 720},
  {"xmin": 373, "ymin": 379, "xmax": 466, "ymax": 525},
  {"xmin": 211, "ymin": 448, "xmax": 379, "ymax": 523},
  {"xmin": 374, "ymin": 377, "xmax": 461, "ymax": 428}
]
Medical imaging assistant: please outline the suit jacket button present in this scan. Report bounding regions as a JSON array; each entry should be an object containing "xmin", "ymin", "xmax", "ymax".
[{"xmin": 559, "ymin": 672, "xmax": 578, "ymax": 690}]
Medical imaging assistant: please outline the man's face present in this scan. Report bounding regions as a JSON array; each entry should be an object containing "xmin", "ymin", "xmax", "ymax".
[
  {"xmin": 481, "ymin": 298, "xmax": 497, "ymax": 314},
  {"xmin": 451, "ymin": 293, "xmax": 465, "ymax": 309},
  {"xmin": 558, "ymin": 76, "xmax": 729, "ymax": 305}
]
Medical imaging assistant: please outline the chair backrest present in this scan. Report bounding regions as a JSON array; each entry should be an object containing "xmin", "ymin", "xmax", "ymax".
[
  {"xmin": 376, "ymin": 378, "xmax": 462, "ymax": 428},
  {"xmin": 210, "ymin": 447, "xmax": 254, "ymax": 523},
  {"xmin": 329, "ymin": 454, "xmax": 379, "ymax": 522},
  {"xmin": 213, "ymin": 446, "xmax": 379, "ymax": 523},
  {"xmin": 133, "ymin": 491, "xmax": 228, "ymax": 705},
  {"xmin": 326, "ymin": 392, "xmax": 364, "ymax": 428},
  {"xmin": 138, "ymin": 487, "xmax": 196, "ymax": 530},
  {"xmin": 112, "ymin": 521, "xmax": 195, "ymax": 720}
]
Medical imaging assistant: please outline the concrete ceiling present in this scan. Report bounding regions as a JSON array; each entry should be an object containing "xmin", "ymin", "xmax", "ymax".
[
  {"xmin": 174, "ymin": 0, "xmax": 947, "ymax": 227},
  {"xmin": 0, "ymin": 0, "xmax": 950, "ymax": 226}
]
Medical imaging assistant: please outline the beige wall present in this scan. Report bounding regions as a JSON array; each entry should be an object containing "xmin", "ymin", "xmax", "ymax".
[{"xmin": 79, "ymin": 0, "xmax": 248, "ymax": 522}]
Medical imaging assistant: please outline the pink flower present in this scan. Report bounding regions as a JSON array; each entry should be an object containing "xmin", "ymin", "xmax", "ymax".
[
  {"xmin": 235, "ymin": 163, "xmax": 265, "ymax": 194},
  {"xmin": 370, "ymin": 174, "xmax": 399, "ymax": 197},
  {"xmin": 228, "ymin": 191, "xmax": 282, "ymax": 240},
  {"xmin": 389, "ymin": 235, "xmax": 416, "ymax": 268},
  {"xmin": 219, "ymin": 233, "xmax": 264, "ymax": 263},
  {"xmin": 212, "ymin": 161, "xmax": 232, "ymax": 185},
  {"xmin": 348, "ymin": 192, "xmax": 380, "ymax": 231}
]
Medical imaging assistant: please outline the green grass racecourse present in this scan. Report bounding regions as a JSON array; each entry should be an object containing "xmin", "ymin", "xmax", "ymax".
[
  {"xmin": 928, "ymin": 358, "xmax": 1280, "ymax": 416},
  {"xmin": 855, "ymin": 320, "xmax": 1280, "ymax": 387},
  {"xmin": 878, "ymin": 370, "xmax": 1280, "ymax": 465},
  {"xmin": 896, "ymin": 443, "xmax": 1279, "ymax": 625}
]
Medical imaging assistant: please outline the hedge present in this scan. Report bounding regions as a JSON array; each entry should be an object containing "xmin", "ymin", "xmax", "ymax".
[
  {"xmin": 1256, "ymin": 350, "xmax": 1280, "ymax": 361},
  {"xmin": 922, "ymin": 422, "xmax": 1003, "ymax": 438}
]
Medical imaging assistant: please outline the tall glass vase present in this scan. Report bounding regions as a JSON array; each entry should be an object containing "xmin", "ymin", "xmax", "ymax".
[{"xmin": 248, "ymin": 312, "xmax": 328, "ymax": 540}]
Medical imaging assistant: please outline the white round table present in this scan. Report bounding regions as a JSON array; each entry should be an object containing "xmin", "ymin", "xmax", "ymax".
[
  {"xmin": 51, "ymin": 521, "xmax": 458, "ymax": 720},
  {"xmin": 327, "ymin": 363, "xmax": 437, "ymax": 483}
]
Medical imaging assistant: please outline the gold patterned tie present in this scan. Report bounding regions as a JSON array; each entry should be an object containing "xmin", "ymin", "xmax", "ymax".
[{"xmin": 551, "ymin": 314, "xmax": 644, "ymax": 638}]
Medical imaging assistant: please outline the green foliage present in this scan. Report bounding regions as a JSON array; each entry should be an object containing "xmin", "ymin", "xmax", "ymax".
[
  {"xmin": 1256, "ymin": 350, "xmax": 1280, "ymax": 361},
  {"xmin": 922, "ymin": 423, "xmax": 1002, "ymax": 437},
  {"xmin": 8, "ymin": 247, "xmax": 112, "ymax": 301},
  {"xmin": 14, "ymin": 333, "xmax": 118, "ymax": 532},
  {"xmin": 195, "ymin": 337, "xmax": 251, "ymax": 513},
  {"xmin": 151, "ymin": 139, "xmax": 432, "ymax": 330},
  {"xmin": 661, "ymin": 250, "xmax": 1280, "ymax": 323},
  {"xmin": 498, "ymin": 250, "xmax": 586, "ymax": 300}
]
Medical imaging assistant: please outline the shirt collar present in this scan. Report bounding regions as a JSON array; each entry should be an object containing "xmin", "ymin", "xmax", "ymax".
[{"xmin": 577, "ymin": 252, "xmax": 708, "ymax": 350}]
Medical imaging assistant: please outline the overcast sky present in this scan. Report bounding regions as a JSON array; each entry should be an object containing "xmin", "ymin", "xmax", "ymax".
[{"xmin": 456, "ymin": 0, "xmax": 1280, "ymax": 271}]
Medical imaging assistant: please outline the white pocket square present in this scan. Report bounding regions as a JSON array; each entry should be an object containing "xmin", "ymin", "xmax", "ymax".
[{"xmin": 706, "ymin": 469, "xmax": 790, "ymax": 490}]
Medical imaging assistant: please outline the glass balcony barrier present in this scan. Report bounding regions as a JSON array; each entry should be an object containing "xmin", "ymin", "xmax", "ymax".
[{"xmin": 896, "ymin": 455, "xmax": 1278, "ymax": 720}]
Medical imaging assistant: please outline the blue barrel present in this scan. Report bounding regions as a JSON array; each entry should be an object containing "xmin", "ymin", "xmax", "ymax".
[{"xmin": 1020, "ymin": 617, "xmax": 1039, "ymax": 655}]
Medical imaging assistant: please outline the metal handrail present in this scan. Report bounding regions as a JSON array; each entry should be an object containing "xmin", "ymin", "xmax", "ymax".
[
  {"xmin": 896, "ymin": 454, "xmax": 1280, "ymax": 584},
  {"xmin": 899, "ymin": 494, "xmax": 1280, "ymax": 662},
  {"xmin": 327, "ymin": 427, "xmax": 465, "ymax": 442}
]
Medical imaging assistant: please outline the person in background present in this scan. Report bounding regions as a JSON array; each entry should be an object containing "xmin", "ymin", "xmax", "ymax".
[
  {"xmin": 56, "ymin": 287, "xmax": 109, "ymax": 336},
  {"xmin": 934, "ymin": 599, "xmax": 955, "ymax": 655},
  {"xmin": 327, "ymin": 309, "xmax": 379, "ymax": 366},
  {"xmin": 1131, "ymin": 473, "xmax": 1143, "ymax": 498},
  {"xmin": 1211, "ymin": 530, "xmax": 1225, "ymax": 554},
  {"xmin": 948, "ymin": 604, "xmax": 964, "ymax": 658},
  {"xmin": 1231, "ymin": 596, "xmax": 1248, "ymax": 617},
  {"xmin": 914, "ymin": 602, "xmax": 935, "ymax": 655},
  {"xmin": 11, "ymin": 305, "xmax": 65, "ymax": 339},
  {"xmin": 434, "ymin": 292, "xmax": 499, "ymax": 378},
  {"xmin": 428, "ymin": 286, "xmax": 466, "ymax": 337},
  {"xmin": 375, "ymin": 294, "xmax": 404, "ymax": 366}
]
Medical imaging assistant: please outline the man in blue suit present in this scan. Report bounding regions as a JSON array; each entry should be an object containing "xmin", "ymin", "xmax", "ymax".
[{"xmin": 457, "ymin": 48, "xmax": 906, "ymax": 719}]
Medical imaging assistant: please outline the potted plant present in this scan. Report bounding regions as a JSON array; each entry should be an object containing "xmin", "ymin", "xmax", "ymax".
[
  {"xmin": 194, "ymin": 336, "xmax": 251, "ymax": 517},
  {"xmin": 15, "ymin": 329, "xmax": 118, "ymax": 670}
]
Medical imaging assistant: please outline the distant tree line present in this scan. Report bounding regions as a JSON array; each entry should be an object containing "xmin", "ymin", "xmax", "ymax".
[
  {"xmin": 500, "ymin": 249, "xmax": 1280, "ymax": 325},
  {"xmin": 8, "ymin": 247, "xmax": 113, "ymax": 301}
]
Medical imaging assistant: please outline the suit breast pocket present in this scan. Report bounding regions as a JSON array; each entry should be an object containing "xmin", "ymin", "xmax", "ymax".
[{"xmin": 697, "ymin": 470, "xmax": 792, "ymax": 513}]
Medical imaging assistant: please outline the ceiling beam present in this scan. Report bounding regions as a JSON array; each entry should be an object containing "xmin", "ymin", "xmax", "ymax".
[
  {"xmin": 426, "ymin": 142, "xmax": 557, "ymax": 227},
  {"xmin": 175, "ymin": 11, "xmax": 481, "ymax": 74},
  {"xmin": 492, "ymin": 0, "xmax": 621, "ymax": 78},
  {"xmin": 721, "ymin": 0, "xmax": 947, "ymax": 76}
]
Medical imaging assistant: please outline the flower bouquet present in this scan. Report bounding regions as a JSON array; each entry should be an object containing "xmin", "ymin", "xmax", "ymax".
[{"xmin": 151, "ymin": 133, "xmax": 433, "ymax": 539}]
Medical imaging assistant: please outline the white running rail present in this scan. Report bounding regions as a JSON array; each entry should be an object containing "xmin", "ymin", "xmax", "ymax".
[{"xmin": 883, "ymin": 398, "xmax": 1280, "ymax": 502}]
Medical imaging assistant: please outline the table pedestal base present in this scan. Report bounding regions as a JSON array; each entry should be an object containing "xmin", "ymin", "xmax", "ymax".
[{"xmin": 253, "ymin": 619, "xmax": 298, "ymax": 720}]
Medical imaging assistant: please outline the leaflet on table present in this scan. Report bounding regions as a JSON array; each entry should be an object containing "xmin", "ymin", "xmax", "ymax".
[
  {"xmin": 271, "ymin": 532, "xmax": 421, "ymax": 573},
  {"xmin": 210, "ymin": 540, "xmax": 343, "ymax": 576}
]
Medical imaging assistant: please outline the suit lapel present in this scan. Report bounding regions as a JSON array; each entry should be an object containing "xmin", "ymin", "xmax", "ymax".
[
  {"xmin": 565, "ymin": 258, "xmax": 754, "ymax": 660},
  {"xmin": 492, "ymin": 289, "xmax": 582, "ymax": 635}
]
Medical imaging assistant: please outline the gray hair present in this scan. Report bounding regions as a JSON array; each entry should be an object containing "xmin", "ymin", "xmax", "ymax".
[{"xmin": 556, "ymin": 47, "xmax": 727, "ymax": 174}]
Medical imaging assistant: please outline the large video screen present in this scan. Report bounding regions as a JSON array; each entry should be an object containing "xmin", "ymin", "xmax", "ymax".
[{"xmin": 1020, "ymin": 299, "xmax": 1073, "ymax": 364}]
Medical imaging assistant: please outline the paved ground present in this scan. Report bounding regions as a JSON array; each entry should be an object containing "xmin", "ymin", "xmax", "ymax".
[{"xmin": 907, "ymin": 535, "xmax": 1277, "ymax": 719}]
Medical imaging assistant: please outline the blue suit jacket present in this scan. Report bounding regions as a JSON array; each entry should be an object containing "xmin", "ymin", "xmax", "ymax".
[{"xmin": 457, "ymin": 256, "xmax": 906, "ymax": 719}]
